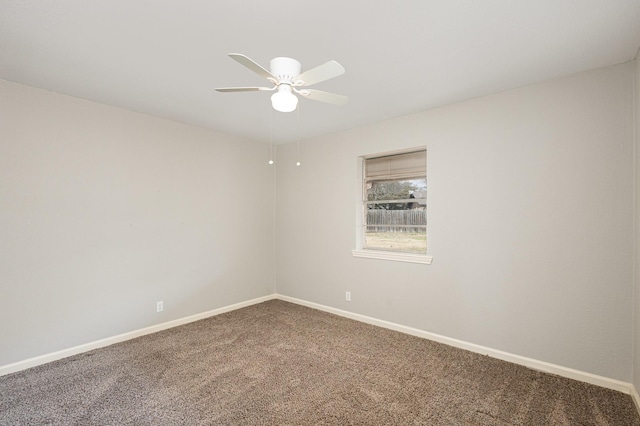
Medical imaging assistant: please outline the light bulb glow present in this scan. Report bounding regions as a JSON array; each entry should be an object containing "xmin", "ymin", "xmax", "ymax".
[
  {"xmin": 271, "ymin": 85, "xmax": 298, "ymax": 112},
  {"xmin": 268, "ymin": 159, "xmax": 274, "ymax": 165},
  {"xmin": 296, "ymin": 161, "xmax": 301, "ymax": 166}
]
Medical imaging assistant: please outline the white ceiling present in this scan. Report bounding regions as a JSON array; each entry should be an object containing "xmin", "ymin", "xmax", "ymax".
[{"xmin": 2, "ymin": 1, "xmax": 640, "ymax": 145}]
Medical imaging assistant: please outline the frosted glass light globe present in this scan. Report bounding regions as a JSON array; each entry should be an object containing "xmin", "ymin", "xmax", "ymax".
[{"xmin": 271, "ymin": 85, "xmax": 298, "ymax": 112}]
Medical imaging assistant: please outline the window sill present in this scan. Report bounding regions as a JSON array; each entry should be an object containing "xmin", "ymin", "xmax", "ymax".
[{"xmin": 351, "ymin": 249, "xmax": 433, "ymax": 264}]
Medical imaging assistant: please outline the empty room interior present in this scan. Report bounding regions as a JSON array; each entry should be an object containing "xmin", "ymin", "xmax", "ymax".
[{"xmin": 3, "ymin": 1, "xmax": 640, "ymax": 424}]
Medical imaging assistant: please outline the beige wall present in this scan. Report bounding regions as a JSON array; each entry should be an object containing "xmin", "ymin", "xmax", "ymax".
[
  {"xmin": 276, "ymin": 62, "xmax": 635, "ymax": 381},
  {"xmin": 0, "ymin": 80, "xmax": 275, "ymax": 366}
]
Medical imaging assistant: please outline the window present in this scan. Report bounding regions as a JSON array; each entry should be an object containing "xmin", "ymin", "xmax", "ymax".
[{"xmin": 352, "ymin": 149, "xmax": 432, "ymax": 264}]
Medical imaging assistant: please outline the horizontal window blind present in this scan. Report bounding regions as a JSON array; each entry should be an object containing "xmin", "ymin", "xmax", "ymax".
[{"xmin": 365, "ymin": 150, "xmax": 426, "ymax": 181}]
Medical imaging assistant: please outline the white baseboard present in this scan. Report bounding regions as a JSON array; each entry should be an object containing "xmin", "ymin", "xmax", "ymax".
[
  {"xmin": 0, "ymin": 294, "xmax": 276, "ymax": 377},
  {"xmin": 276, "ymin": 294, "xmax": 635, "ymax": 396},
  {"xmin": 1, "ymin": 292, "xmax": 635, "ymax": 401}
]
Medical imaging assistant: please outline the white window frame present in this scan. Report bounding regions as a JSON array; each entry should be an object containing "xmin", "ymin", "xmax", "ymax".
[{"xmin": 352, "ymin": 147, "xmax": 432, "ymax": 265}]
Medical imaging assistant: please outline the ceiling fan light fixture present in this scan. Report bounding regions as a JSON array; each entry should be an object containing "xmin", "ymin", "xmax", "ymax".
[
  {"xmin": 271, "ymin": 85, "xmax": 298, "ymax": 112},
  {"xmin": 216, "ymin": 53, "xmax": 348, "ymax": 111}
]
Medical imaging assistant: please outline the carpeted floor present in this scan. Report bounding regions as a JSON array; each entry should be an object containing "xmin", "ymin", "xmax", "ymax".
[{"xmin": 1, "ymin": 300, "xmax": 639, "ymax": 425}]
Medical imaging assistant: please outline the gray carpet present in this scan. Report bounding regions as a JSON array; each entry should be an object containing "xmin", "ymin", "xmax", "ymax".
[{"xmin": 1, "ymin": 300, "xmax": 639, "ymax": 425}]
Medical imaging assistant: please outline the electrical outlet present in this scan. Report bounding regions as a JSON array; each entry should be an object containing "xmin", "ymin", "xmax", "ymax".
[
  {"xmin": 156, "ymin": 301, "xmax": 164, "ymax": 312},
  {"xmin": 345, "ymin": 291, "xmax": 351, "ymax": 302}
]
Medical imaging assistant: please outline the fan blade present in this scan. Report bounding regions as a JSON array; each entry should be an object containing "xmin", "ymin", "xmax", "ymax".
[
  {"xmin": 294, "ymin": 61, "xmax": 345, "ymax": 87},
  {"xmin": 298, "ymin": 89, "xmax": 349, "ymax": 105},
  {"xmin": 228, "ymin": 53, "xmax": 276, "ymax": 82},
  {"xmin": 215, "ymin": 86, "xmax": 272, "ymax": 92}
]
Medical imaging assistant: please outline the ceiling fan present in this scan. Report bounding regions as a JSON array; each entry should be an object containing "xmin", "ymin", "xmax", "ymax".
[{"xmin": 215, "ymin": 53, "xmax": 348, "ymax": 112}]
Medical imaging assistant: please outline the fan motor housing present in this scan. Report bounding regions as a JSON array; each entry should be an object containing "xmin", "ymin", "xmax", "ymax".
[{"xmin": 269, "ymin": 57, "xmax": 301, "ymax": 83}]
